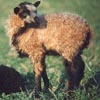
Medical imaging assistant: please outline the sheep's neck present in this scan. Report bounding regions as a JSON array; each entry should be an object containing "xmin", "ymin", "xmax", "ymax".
[
  {"xmin": 12, "ymin": 22, "xmax": 40, "ymax": 50},
  {"xmin": 12, "ymin": 26, "xmax": 26, "ymax": 46}
]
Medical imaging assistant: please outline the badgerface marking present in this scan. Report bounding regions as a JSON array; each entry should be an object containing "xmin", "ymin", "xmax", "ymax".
[{"xmin": 14, "ymin": 1, "xmax": 40, "ymax": 23}]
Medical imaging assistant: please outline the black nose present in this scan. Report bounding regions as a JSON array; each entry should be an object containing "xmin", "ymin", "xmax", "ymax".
[{"xmin": 34, "ymin": 16, "xmax": 39, "ymax": 22}]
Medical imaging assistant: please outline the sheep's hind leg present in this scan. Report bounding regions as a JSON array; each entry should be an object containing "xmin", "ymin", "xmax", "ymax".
[{"xmin": 64, "ymin": 55, "xmax": 85, "ymax": 92}]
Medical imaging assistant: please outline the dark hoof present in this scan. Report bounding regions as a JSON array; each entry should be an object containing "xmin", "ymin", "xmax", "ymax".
[
  {"xmin": 43, "ymin": 83, "xmax": 52, "ymax": 92},
  {"xmin": 29, "ymin": 90, "xmax": 40, "ymax": 99}
]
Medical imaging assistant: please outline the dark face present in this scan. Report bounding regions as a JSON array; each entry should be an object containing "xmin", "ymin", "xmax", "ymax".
[{"xmin": 14, "ymin": 1, "xmax": 40, "ymax": 23}]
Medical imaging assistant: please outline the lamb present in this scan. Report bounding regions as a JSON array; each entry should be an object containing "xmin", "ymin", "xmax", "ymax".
[{"xmin": 6, "ymin": 0, "xmax": 93, "ymax": 97}]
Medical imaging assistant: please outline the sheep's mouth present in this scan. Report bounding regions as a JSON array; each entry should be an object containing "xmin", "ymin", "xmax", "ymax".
[{"xmin": 17, "ymin": 50, "xmax": 28, "ymax": 58}]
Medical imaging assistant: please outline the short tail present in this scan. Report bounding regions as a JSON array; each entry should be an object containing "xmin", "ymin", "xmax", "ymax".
[{"xmin": 82, "ymin": 26, "xmax": 93, "ymax": 49}]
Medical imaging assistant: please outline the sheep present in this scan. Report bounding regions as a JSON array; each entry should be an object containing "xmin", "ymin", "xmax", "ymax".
[
  {"xmin": 0, "ymin": 65, "xmax": 25, "ymax": 94},
  {"xmin": 6, "ymin": 0, "xmax": 93, "ymax": 97}
]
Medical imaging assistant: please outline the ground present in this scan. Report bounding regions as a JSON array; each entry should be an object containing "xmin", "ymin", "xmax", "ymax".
[{"xmin": 0, "ymin": 0, "xmax": 100, "ymax": 100}]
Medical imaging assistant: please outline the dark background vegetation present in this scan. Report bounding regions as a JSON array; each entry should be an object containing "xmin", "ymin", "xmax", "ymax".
[{"xmin": 0, "ymin": 0, "xmax": 100, "ymax": 99}]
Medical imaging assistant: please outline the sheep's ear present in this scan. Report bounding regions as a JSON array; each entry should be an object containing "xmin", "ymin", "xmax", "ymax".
[
  {"xmin": 14, "ymin": 7, "xmax": 20, "ymax": 15},
  {"xmin": 33, "ymin": 0, "xmax": 41, "ymax": 7}
]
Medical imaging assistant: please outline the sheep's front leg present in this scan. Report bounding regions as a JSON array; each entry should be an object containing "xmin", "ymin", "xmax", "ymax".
[
  {"xmin": 65, "ymin": 55, "xmax": 85, "ymax": 91},
  {"xmin": 34, "ymin": 61, "xmax": 43, "ymax": 97},
  {"xmin": 35, "ymin": 55, "xmax": 49, "ymax": 92},
  {"xmin": 31, "ymin": 54, "xmax": 44, "ymax": 98}
]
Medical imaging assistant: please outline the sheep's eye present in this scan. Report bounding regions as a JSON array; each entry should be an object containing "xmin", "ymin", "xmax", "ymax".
[
  {"xmin": 34, "ymin": 10, "xmax": 37, "ymax": 14},
  {"xmin": 22, "ymin": 13, "xmax": 27, "ymax": 18}
]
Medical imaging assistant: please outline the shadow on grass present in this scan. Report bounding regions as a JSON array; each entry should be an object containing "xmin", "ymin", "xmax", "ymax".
[
  {"xmin": 83, "ymin": 71, "xmax": 100, "ymax": 94},
  {"xmin": 0, "ymin": 64, "xmax": 100, "ymax": 99},
  {"xmin": 54, "ymin": 70, "xmax": 100, "ymax": 99}
]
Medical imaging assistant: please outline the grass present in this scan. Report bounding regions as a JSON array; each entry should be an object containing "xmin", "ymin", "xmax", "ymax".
[{"xmin": 0, "ymin": 0, "xmax": 100, "ymax": 99}]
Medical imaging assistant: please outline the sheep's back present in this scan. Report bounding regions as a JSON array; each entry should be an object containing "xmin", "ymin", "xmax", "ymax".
[{"xmin": 37, "ymin": 13, "xmax": 92, "ymax": 60}]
